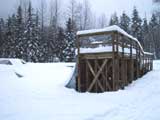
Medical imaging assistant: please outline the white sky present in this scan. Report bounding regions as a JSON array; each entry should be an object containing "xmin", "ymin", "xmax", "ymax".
[{"xmin": 0, "ymin": 0, "xmax": 156, "ymax": 20}]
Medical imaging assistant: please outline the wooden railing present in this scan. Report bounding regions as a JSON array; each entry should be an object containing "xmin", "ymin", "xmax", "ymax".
[
  {"xmin": 76, "ymin": 27, "xmax": 153, "ymax": 92},
  {"xmin": 77, "ymin": 31, "xmax": 153, "ymax": 73},
  {"xmin": 113, "ymin": 31, "xmax": 153, "ymax": 73}
]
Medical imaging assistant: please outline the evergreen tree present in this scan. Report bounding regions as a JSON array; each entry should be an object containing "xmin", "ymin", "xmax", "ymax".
[
  {"xmin": 109, "ymin": 12, "xmax": 119, "ymax": 26},
  {"xmin": 15, "ymin": 5, "xmax": 25, "ymax": 59},
  {"xmin": 131, "ymin": 7, "xmax": 143, "ymax": 46},
  {"xmin": 4, "ymin": 15, "xmax": 17, "ymax": 58},
  {"xmin": 63, "ymin": 18, "xmax": 76, "ymax": 62},
  {"xmin": 149, "ymin": 13, "xmax": 158, "ymax": 28},
  {"xmin": 0, "ymin": 18, "xmax": 5, "ymax": 57},
  {"xmin": 142, "ymin": 18, "xmax": 150, "ymax": 50},
  {"xmin": 56, "ymin": 27, "xmax": 66, "ymax": 61},
  {"xmin": 149, "ymin": 13, "xmax": 160, "ymax": 59},
  {"xmin": 24, "ymin": 2, "xmax": 40, "ymax": 62},
  {"xmin": 120, "ymin": 12, "xmax": 131, "ymax": 33},
  {"xmin": 47, "ymin": 16, "xmax": 58, "ymax": 62}
]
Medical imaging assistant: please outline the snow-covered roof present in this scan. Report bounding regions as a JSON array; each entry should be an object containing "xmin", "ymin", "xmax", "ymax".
[
  {"xmin": 0, "ymin": 58, "xmax": 26, "ymax": 66},
  {"xmin": 77, "ymin": 25, "xmax": 153, "ymax": 55}
]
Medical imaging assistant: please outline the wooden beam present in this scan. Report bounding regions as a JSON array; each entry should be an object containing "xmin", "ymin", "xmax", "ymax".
[{"xmin": 86, "ymin": 59, "xmax": 89, "ymax": 90}]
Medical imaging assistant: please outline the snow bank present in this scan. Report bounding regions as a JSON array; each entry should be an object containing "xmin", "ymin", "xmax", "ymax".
[{"xmin": 0, "ymin": 61, "xmax": 160, "ymax": 120}]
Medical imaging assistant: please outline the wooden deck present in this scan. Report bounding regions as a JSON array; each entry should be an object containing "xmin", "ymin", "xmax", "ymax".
[{"xmin": 76, "ymin": 27, "xmax": 153, "ymax": 93}]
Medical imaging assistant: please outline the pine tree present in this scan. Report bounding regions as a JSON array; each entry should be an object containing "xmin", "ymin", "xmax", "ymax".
[
  {"xmin": 0, "ymin": 18, "xmax": 5, "ymax": 57},
  {"xmin": 109, "ymin": 12, "xmax": 119, "ymax": 26},
  {"xmin": 63, "ymin": 18, "xmax": 76, "ymax": 62},
  {"xmin": 120, "ymin": 12, "xmax": 131, "ymax": 33},
  {"xmin": 149, "ymin": 13, "xmax": 160, "ymax": 59},
  {"xmin": 131, "ymin": 7, "xmax": 143, "ymax": 46},
  {"xmin": 4, "ymin": 15, "xmax": 17, "ymax": 58},
  {"xmin": 142, "ymin": 18, "xmax": 150, "ymax": 50},
  {"xmin": 15, "ymin": 5, "xmax": 24, "ymax": 59},
  {"xmin": 55, "ymin": 27, "xmax": 66, "ymax": 62},
  {"xmin": 149, "ymin": 13, "xmax": 158, "ymax": 29},
  {"xmin": 47, "ymin": 16, "xmax": 58, "ymax": 62},
  {"xmin": 24, "ymin": 2, "xmax": 40, "ymax": 62}
]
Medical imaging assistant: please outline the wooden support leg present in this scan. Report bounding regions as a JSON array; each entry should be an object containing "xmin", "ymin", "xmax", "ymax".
[
  {"xmin": 136, "ymin": 59, "xmax": 140, "ymax": 79},
  {"xmin": 78, "ymin": 61, "xmax": 81, "ymax": 92},
  {"xmin": 121, "ymin": 59, "xmax": 125, "ymax": 89},
  {"xmin": 112, "ymin": 58, "xmax": 119, "ymax": 91},
  {"xmin": 130, "ymin": 59, "xmax": 134, "ymax": 83},
  {"xmin": 86, "ymin": 59, "xmax": 89, "ymax": 91},
  {"xmin": 124, "ymin": 60, "xmax": 128, "ymax": 86}
]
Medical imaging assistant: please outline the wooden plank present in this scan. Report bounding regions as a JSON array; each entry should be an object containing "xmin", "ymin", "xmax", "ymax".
[
  {"xmin": 87, "ymin": 59, "xmax": 107, "ymax": 92},
  {"xmin": 115, "ymin": 59, "xmax": 120, "ymax": 90},
  {"xmin": 137, "ymin": 45, "xmax": 141, "ymax": 78},
  {"xmin": 86, "ymin": 59, "xmax": 89, "ymax": 90},
  {"xmin": 94, "ymin": 60, "xmax": 98, "ymax": 92},
  {"xmin": 120, "ymin": 59, "xmax": 125, "ymax": 88},
  {"xmin": 130, "ymin": 39, "xmax": 134, "ymax": 82},
  {"xmin": 81, "ymin": 52, "xmax": 113, "ymax": 60},
  {"xmin": 77, "ymin": 57, "xmax": 81, "ymax": 92},
  {"xmin": 112, "ymin": 32, "xmax": 116, "ymax": 91},
  {"xmin": 124, "ymin": 60, "xmax": 128, "ymax": 86}
]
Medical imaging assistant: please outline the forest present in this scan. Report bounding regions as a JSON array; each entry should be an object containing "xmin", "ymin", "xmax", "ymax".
[{"xmin": 0, "ymin": 0, "xmax": 160, "ymax": 62}]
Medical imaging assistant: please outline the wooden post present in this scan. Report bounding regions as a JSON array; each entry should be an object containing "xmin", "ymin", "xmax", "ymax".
[
  {"xmin": 112, "ymin": 32, "xmax": 118, "ymax": 91},
  {"xmin": 112, "ymin": 32, "xmax": 115, "ymax": 90},
  {"xmin": 77, "ymin": 36, "xmax": 81, "ymax": 92},
  {"xmin": 113, "ymin": 32, "xmax": 120, "ymax": 90},
  {"xmin": 121, "ymin": 35, "xmax": 125, "ymax": 88},
  {"xmin": 86, "ymin": 59, "xmax": 89, "ymax": 91},
  {"xmin": 94, "ymin": 59, "xmax": 98, "ymax": 92},
  {"xmin": 136, "ymin": 44, "xmax": 140, "ymax": 78},
  {"xmin": 130, "ymin": 39, "xmax": 134, "ymax": 83}
]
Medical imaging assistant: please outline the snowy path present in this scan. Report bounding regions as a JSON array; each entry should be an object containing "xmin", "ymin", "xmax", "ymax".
[{"xmin": 0, "ymin": 61, "xmax": 160, "ymax": 120}]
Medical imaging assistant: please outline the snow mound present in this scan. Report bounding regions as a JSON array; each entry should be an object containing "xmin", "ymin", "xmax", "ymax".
[{"xmin": 0, "ymin": 61, "xmax": 160, "ymax": 120}]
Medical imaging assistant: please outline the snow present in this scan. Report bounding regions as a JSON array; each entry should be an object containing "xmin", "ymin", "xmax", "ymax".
[
  {"xmin": 0, "ymin": 61, "xmax": 160, "ymax": 120},
  {"xmin": 80, "ymin": 45, "xmax": 136, "ymax": 54},
  {"xmin": 77, "ymin": 25, "xmax": 153, "ymax": 55}
]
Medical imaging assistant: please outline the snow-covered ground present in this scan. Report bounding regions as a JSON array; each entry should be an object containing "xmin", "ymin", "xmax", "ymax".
[{"xmin": 0, "ymin": 61, "xmax": 160, "ymax": 120}]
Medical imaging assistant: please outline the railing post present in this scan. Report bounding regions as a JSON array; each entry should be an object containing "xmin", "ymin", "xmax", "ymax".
[
  {"xmin": 129, "ymin": 39, "xmax": 134, "ymax": 83},
  {"xmin": 77, "ymin": 36, "xmax": 81, "ymax": 92},
  {"xmin": 121, "ymin": 35, "xmax": 126, "ymax": 88},
  {"xmin": 112, "ymin": 32, "xmax": 119, "ymax": 91},
  {"xmin": 136, "ymin": 44, "xmax": 140, "ymax": 78}
]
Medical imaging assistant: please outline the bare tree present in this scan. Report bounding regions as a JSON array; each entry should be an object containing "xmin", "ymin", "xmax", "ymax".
[
  {"xmin": 50, "ymin": 0, "xmax": 61, "ymax": 27},
  {"xmin": 39, "ymin": 0, "xmax": 47, "ymax": 32},
  {"xmin": 75, "ymin": 3, "xmax": 84, "ymax": 30},
  {"xmin": 68, "ymin": 0, "xmax": 77, "ymax": 23},
  {"xmin": 98, "ymin": 14, "xmax": 108, "ymax": 28},
  {"xmin": 19, "ymin": 0, "xmax": 29, "ymax": 23},
  {"xmin": 83, "ymin": 0, "xmax": 92, "ymax": 30}
]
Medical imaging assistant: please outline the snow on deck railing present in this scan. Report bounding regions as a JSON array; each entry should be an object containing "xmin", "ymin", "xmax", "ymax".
[{"xmin": 77, "ymin": 25, "xmax": 153, "ymax": 56}]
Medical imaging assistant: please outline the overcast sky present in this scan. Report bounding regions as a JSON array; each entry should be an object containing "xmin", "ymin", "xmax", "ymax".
[{"xmin": 0, "ymin": 0, "xmax": 155, "ymax": 20}]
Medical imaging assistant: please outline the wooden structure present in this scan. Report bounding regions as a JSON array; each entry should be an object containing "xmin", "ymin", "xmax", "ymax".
[{"xmin": 76, "ymin": 25, "xmax": 153, "ymax": 93}]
